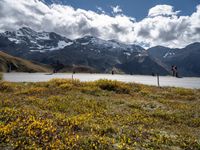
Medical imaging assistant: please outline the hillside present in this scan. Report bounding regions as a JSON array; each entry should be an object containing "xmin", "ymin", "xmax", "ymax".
[
  {"xmin": 0, "ymin": 51, "xmax": 50, "ymax": 72},
  {"xmin": 0, "ymin": 79, "xmax": 200, "ymax": 149},
  {"xmin": 148, "ymin": 42, "xmax": 200, "ymax": 77},
  {"xmin": 116, "ymin": 56, "xmax": 168, "ymax": 75}
]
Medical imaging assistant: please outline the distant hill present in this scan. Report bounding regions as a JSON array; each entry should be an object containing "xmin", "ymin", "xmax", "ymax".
[
  {"xmin": 0, "ymin": 51, "xmax": 97, "ymax": 73},
  {"xmin": 116, "ymin": 55, "xmax": 169, "ymax": 75},
  {"xmin": 0, "ymin": 51, "xmax": 50, "ymax": 72},
  {"xmin": 148, "ymin": 42, "xmax": 200, "ymax": 77}
]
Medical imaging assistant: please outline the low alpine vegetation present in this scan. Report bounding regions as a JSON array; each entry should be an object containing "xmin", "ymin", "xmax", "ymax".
[{"xmin": 0, "ymin": 79, "xmax": 200, "ymax": 149}]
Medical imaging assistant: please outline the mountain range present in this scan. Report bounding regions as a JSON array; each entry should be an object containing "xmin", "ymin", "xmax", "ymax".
[{"xmin": 0, "ymin": 27, "xmax": 199, "ymax": 76}]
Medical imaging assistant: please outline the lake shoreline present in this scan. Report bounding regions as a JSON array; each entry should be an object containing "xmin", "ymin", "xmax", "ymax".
[{"xmin": 2, "ymin": 73, "xmax": 200, "ymax": 89}]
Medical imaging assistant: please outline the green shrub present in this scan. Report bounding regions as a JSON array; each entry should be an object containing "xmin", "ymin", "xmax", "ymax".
[
  {"xmin": 48, "ymin": 78, "xmax": 82, "ymax": 87},
  {"xmin": 95, "ymin": 79, "xmax": 131, "ymax": 94},
  {"xmin": 0, "ymin": 82, "xmax": 14, "ymax": 92}
]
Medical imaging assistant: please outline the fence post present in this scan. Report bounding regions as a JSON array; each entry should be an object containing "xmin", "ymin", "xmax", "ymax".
[{"xmin": 157, "ymin": 73, "xmax": 160, "ymax": 87}]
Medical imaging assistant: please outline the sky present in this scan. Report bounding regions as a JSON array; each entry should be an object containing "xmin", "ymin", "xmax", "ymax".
[
  {"xmin": 0, "ymin": 0, "xmax": 200, "ymax": 48},
  {"xmin": 45, "ymin": 0, "xmax": 200, "ymax": 21}
]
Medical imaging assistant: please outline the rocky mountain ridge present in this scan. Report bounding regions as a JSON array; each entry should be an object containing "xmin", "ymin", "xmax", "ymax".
[{"xmin": 2, "ymin": 27, "xmax": 199, "ymax": 76}]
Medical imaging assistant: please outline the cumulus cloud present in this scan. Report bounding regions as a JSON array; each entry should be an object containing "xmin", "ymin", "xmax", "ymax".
[
  {"xmin": 0, "ymin": 0, "xmax": 199, "ymax": 49},
  {"xmin": 148, "ymin": 5, "xmax": 180, "ymax": 17},
  {"xmin": 111, "ymin": 5, "xmax": 123, "ymax": 14},
  {"xmin": 135, "ymin": 5, "xmax": 200, "ymax": 48}
]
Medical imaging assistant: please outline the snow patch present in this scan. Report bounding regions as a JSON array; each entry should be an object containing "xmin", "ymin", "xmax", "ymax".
[
  {"xmin": 37, "ymin": 34, "xmax": 49, "ymax": 40},
  {"xmin": 16, "ymin": 31, "xmax": 24, "ymax": 36},
  {"xmin": 58, "ymin": 41, "xmax": 73, "ymax": 48},
  {"xmin": 8, "ymin": 38, "xmax": 21, "ymax": 44},
  {"xmin": 124, "ymin": 52, "xmax": 131, "ymax": 56},
  {"xmin": 81, "ymin": 42, "xmax": 89, "ymax": 45},
  {"xmin": 163, "ymin": 52, "xmax": 175, "ymax": 58},
  {"xmin": 30, "ymin": 41, "xmax": 73, "ymax": 52},
  {"xmin": 30, "ymin": 50, "xmax": 46, "ymax": 53}
]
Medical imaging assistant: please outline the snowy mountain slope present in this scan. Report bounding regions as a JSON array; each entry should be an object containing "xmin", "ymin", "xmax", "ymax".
[
  {"xmin": 1, "ymin": 27, "xmax": 73, "ymax": 52},
  {"xmin": 1, "ymin": 27, "xmax": 146, "ymax": 54}
]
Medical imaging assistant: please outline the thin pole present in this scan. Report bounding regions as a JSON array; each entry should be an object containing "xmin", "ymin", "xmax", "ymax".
[{"xmin": 157, "ymin": 73, "xmax": 160, "ymax": 87}]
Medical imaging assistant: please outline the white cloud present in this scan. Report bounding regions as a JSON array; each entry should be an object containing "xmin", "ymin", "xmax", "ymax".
[
  {"xmin": 96, "ymin": 6, "xmax": 105, "ymax": 14},
  {"xmin": 0, "ymin": 1, "xmax": 199, "ymax": 49},
  {"xmin": 135, "ymin": 4, "xmax": 200, "ymax": 48},
  {"xmin": 148, "ymin": 5, "xmax": 180, "ymax": 17},
  {"xmin": 111, "ymin": 5, "xmax": 123, "ymax": 14}
]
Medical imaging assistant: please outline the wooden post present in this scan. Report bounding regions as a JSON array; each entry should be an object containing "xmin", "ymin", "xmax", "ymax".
[{"xmin": 157, "ymin": 73, "xmax": 160, "ymax": 87}]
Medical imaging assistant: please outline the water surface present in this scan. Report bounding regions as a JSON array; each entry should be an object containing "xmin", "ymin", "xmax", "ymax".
[{"xmin": 3, "ymin": 73, "xmax": 200, "ymax": 89}]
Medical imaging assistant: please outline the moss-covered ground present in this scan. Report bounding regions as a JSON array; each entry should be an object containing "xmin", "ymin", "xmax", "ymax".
[{"xmin": 0, "ymin": 79, "xmax": 200, "ymax": 149}]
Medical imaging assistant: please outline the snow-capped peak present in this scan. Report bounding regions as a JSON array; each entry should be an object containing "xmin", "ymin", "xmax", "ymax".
[
  {"xmin": 2, "ymin": 27, "xmax": 73, "ymax": 52},
  {"xmin": 1, "ymin": 27, "xmax": 144, "ymax": 54},
  {"xmin": 76, "ymin": 36, "xmax": 145, "ymax": 53}
]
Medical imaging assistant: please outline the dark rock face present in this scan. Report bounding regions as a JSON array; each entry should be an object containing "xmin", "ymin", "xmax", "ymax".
[{"xmin": 0, "ymin": 27, "xmax": 170, "ymax": 75}]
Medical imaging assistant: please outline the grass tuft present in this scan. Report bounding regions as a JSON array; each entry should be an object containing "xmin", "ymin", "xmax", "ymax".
[
  {"xmin": 0, "ymin": 73, "xmax": 2, "ymax": 80},
  {"xmin": 95, "ymin": 79, "xmax": 131, "ymax": 94}
]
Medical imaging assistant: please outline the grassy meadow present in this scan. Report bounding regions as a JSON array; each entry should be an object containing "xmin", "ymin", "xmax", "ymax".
[{"xmin": 0, "ymin": 79, "xmax": 200, "ymax": 149}]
